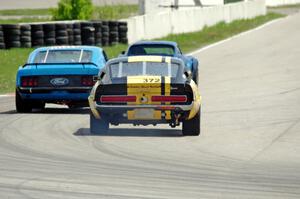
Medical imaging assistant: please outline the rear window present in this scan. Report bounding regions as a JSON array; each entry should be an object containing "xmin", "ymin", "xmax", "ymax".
[
  {"xmin": 109, "ymin": 62, "xmax": 179, "ymax": 78},
  {"xmin": 33, "ymin": 50, "xmax": 93, "ymax": 63},
  {"xmin": 128, "ymin": 45, "xmax": 175, "ymax": 56}
]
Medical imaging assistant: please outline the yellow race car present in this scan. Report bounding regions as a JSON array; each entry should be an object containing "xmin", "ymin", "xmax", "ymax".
[{"xmin": 89, "ymin": 55, "xmax": 201, "ymax": 136}]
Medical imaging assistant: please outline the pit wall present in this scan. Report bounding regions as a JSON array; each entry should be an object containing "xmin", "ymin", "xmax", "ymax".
[
  {"xmin": 266, "ymin": 0, "xmax": 300, "ymax": 6},
  {"xmin": 125, "ymin": 0, "xmax": 266, "ymax": 44}
]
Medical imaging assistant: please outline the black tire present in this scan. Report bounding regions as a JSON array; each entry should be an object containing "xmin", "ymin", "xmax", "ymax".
[
  {"xmin": 82, "ymin": 37, "xmax": 95, "ymax": 45},
  {"xmin": 118, "ymin": 21, "xmax": 127, "ymax": 26},
  {"xmin": 21, "ymin": 30, "xmax": 31, "ymax": 37},
  {"xmin": 7, "ymin": 29, "xmax": 21, "ymax": 35},
  {"xmin": 21, "ymin": 25, "xmax": 31, "ymax": 31},
  {"xmin": 56, "ymin": 36, "xmax": 68, "ymax": 45},
  {"xmin": 15, "ymin": 90, "xmax": 32, "ymax": 113},
  {"xmin": 0, "ymin": 31, "xmax": 3, "ymax": 37},
  {"xmin": 109, "ymin": 26, "xmax": 118, "ymax": 32},
  {"xmin": 119, "ymin": 38, "xmax": 128, "ymax": 44},
  {"xmin": 101, "ymin": 32, "xmax": 109, "ymax": 37},
  {"xmin": 32, "ymin": 39, "xmax": 44, "ymax": 46},
  {"xmin": 0, "ymin": 43, "xmax": 5, "ymax": 49},
  {"xmin": 44, "ymin": 31, "xmax": 55, "ymax": 38},
  {"xmin": 73, "ymin": 35, "xmax": 81, "ymax": 41},
  {"xmin": 21, "ymin": 42, "xmax": 32, "ymax": 48},
  {"xmin": 0, "ymin": 37, "xmax": 3, "ymax": 43},
  {"xmin": 32, "ymin": 30, "xmax": 44, "ymax": 38},
  {"xmin": 3, "ymin": 24, "xmax": 20, "ymax": 29},
  {"xmin": 8, "ymin": 41, "xmax": 21, "ymax": 48},
  {"xmin": 73, "ymin": 23, "xmax": 81, "ymax": 29},
  {"xmin": 182, "ymin": 107, "xmax": 201, "ymax": 136},
  {"xmin": 74, "ymin": 41, "xmax": 82, "ymax": 45},
  {"xmin": 109, "ymin": 31, "xmax": 118, "ymax": 37},
  {"xmin": 31, "ymin": 24, "xmax": 43, "ymax": 31},
  {"xmin": 43, "ymin": 24, "xmax": 55, "ymax": 31},
  {"xmin": 81, "ymin": 22, "xmax": 93, "ymax": 28},
  {"xmin": 0, "ymin": 25, "xmax": 2, "ymax": 31},
  {"xmin": 73, "ymin": 29, "xmax": 81, "ymax": 35},
  {"xmin": 20, "ymin": 36, "xmax": 31, "ymax": 42},
  {"xmin": 119, "ymin": 33, "xmax": 127, "ymax": 38},
  {"xmin": 45, "ymin": 38, "xmax": 56, "ymax": 45},
  {"xmin": 56, "ymin": 30, "xmax": 68, "ymax": 37},
  {"xmin": 55, "ymin": 23, "xmax": 67, "ymax": 30},
  {"xmin": 101, "ymin": 26, "xmax": 109, "ymax": 32},
  {"xmin": 118, "ymin": 26, "xmax": 128, "ymax": 32},
  {"xmin": 90, "ymin": 112, "xmax": 109, "ymax": 134}
]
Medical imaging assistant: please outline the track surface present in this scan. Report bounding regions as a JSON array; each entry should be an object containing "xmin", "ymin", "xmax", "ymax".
[{"xmin": 1, "ymin": 13, "xmax": 300, "ymax": 198}]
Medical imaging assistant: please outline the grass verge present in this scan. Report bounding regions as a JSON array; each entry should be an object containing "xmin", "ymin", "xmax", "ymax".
[
  {"xmin": 0, "ymin": 12, "xmax": 284, "ymax": 94},
  {"xmin": 0, "ymin": 5, "xmax": 138, "ymax": 24}
]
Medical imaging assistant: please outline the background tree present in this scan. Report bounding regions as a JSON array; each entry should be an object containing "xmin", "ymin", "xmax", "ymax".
[{"xmin": 52, "ymin": 0, "xmax": 93, "ymax": 20}]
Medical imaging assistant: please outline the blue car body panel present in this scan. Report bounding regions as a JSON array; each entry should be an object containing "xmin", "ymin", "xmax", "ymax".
[{"xmin": 16, "ymin": 46, "xmax": 107, "ymax": 102}]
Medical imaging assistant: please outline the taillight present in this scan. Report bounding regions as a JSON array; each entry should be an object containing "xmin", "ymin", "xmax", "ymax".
[
  {"xmin": 81, "ymin": 76, "xmax": 94, "ymax": 86},
  {"xmin": 151, "ymin": 95, "xmax": 187, "ymax": 102},
  {"xmin": 21, "ymin": 76, "xmax": 38, "ymax": 87},
  {"xmin": 100, "ymin": 95, "xmax": 136, "ymax": 103}
]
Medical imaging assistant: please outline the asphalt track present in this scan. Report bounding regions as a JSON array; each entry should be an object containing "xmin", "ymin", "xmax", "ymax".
[{"xmin": 0, "ymin": 13, "xmax": 300, "ymax": 198}]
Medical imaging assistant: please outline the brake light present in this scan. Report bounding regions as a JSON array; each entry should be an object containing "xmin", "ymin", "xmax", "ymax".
[
  {"xmin": 151, "ymin": 95, "xmax": 187, "ymax": 102},
  {"xmin": 21, "ymin": 76, "xmax": 38, "ymax": 87},
  {"xmin": 100, "ymin": 95, "xmax": 136, "ymax": 103},
  {"xmin": 81, "ymin": 76, "xmax": 94, "ymax": 86}
]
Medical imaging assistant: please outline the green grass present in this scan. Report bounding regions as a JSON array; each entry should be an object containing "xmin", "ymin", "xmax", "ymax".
[
  {"xmin": 268, "ymin": 3, "xmax": 300, "ymax": 9},
  {"xmin": 0, "ymin": 5, "xmax": 139, "ymax": 24},
  {"xmin": 0, "ymin": 8, "xmax": 51, "ymax": 16},
  {"xmin": 0, "ymin": 12, "xmax": 284, "ymax": 94},
  {"xmin": 93, "ymin": 5, "xmax": 138, "ymax": 20}
]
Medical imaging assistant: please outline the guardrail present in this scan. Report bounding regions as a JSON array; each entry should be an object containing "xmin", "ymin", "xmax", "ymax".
[{"xmin": 0, "ymin": 21, "xmax": 128, "ymax": 49}]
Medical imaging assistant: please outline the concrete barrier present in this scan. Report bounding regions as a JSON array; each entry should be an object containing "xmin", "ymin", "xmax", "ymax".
[
  {"xmin": 125, "ymin": 0, "xmax": 266, "ymax": 44},
  {"xmin": 266, "ymin": 0, "xmax": 300, "ymax": 6}
]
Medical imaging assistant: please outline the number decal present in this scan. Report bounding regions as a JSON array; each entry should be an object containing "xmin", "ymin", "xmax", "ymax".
[{"xmin": 143, "ymin": 78, "xmax": 160, "ymax": 83}]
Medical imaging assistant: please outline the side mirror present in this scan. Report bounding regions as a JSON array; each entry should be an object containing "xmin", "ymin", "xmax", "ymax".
[
  {"xmin": 184, "ymin": 70, "xmax": 192, "ymax": 81},
  {"xmin": 99, "ymin": 71, "xmax": 106, "ymax": 80},
  {"xmin": 121, "ymin": 51, "xmax": 125, "ymax": 55}
]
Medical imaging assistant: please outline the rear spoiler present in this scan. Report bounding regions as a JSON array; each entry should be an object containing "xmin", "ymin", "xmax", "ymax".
[{"xmin": 22, "ymin": 62, "xmax": 98, "ymax": 68}]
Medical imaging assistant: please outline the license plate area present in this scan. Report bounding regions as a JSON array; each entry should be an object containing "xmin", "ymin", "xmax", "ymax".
[{"xmin": 133, "ymin": 108, "xmax": 155, "ymax": 119}]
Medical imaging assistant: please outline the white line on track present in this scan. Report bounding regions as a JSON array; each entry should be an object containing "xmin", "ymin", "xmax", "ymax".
[{"xmin": 0, "ymin": 15, "xmax": 287, "ymax": 98}]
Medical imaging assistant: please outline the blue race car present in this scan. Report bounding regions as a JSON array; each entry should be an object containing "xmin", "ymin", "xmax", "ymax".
[
  {"xmin": 121, "ymin": 41, "xmax": 199, "ymax": 84},
  {"xmin": 16, "ymin": 46, "xmax": 108, "ymax": 113}
]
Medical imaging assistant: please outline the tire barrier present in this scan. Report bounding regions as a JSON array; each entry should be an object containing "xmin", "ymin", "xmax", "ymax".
[
  {"xmin": 3, "ymin": 24, "xmax": 21, "ymax": 48},
  {"xmin": 81, "ymin": 22, "xmax": 95, "ymax": 46},
  {"xmin": 20, "ymin": 25, "xmax": 31, "ymax": 48},
  {"xmin": 0, "ymin": 21, "xmax": 127, "ymax": 49},
  {"xmin": 93, "ymin": 22, "xmax": 102, "ymax": 46},
  {"xmin": 118, "ymin": 21, "xmax": 128, "ymax": 44},
  {"xmin": 31, "ymin": 24, "xmax": 44, "ymax": 47},
  {"xmin": 43, "ymin": 24, "xmax": 56, "ymax": 46},
  {"xmin": 109, "ymin": 21, "xmax": 118, "ymax": 46},
  {"xmin": 101, "ymin": 21, "xmax": 109, "ymax": 47},
  {"xmin": 0, "ymin": 25, "xmax": 6, "ymax": 49}
]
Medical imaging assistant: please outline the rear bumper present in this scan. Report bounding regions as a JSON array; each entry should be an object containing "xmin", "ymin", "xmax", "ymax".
[{"xmin": 18, "ymin": 87, "xmax": 92, "ymax": 101}]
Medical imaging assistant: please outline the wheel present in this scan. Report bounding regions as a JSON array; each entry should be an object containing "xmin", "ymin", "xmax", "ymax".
[
  {"xmin": 182, "ymin": 107, "xmax": 201, "ymax": 136},
  {"xmin": 90, "ymin": 112, "xmax": 109, "ymax": 135},
  {"xmin": 15, "ymin": 90, "xmax": 32, "ymax": 113}
]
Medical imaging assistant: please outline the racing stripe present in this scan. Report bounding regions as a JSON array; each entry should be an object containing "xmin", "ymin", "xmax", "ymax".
[{"xmin": 165, "ymin": 76, "xmax": 171, "ymax": 120}]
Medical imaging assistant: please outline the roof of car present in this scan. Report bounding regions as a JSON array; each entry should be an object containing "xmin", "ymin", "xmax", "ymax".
[
  {"xmin": 130, "ymin": 41, "xmax": 178, "ymax": 47},
  {"xmin": 107, "ymin": 55, "xmax": 184, "ymax": 65},
  {"xmin": 33, "ymin": 46, "xmax": 103, "ymax": 52}
]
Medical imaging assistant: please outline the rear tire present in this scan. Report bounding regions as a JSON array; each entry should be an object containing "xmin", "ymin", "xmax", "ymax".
[
  {"xmin": 182, "ymin": 107, "xmax": 201, "ymax": 136},
  {"xmin": 90, "ymin": 112, "xmax": 109, "ymax": 135},
  {"xmin": 15, "ymin": 90, "xmax": 32, "ymax": 113}
]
